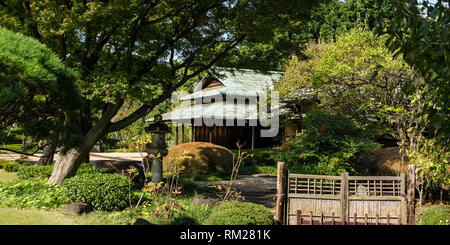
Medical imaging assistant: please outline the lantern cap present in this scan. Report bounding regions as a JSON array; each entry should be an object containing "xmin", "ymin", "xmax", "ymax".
[{"xmin": 145, "ymin": 114, "xmax": 170, "ymax": 133}]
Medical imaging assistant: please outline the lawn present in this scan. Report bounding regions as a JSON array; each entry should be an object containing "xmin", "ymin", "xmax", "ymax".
[
  {"xmin": 0, "ymin": 169, "xmax": 17, "ymax": 183},
  {"xmin": 0, "ymin": 207, "xmax": 134, "ymax": 225}
]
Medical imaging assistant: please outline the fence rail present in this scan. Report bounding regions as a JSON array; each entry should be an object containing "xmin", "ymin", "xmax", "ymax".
[{"xmin": 285, "ymin": 172, "xmax": 407, "ymax": 225}]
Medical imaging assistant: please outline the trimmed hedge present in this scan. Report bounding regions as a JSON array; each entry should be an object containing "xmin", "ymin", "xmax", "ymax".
[
  {"xmin": 163, "ymin": 142, "xmax": 234, "ymax": 175},
  {"xmin": 203, "ymin": 201, "xmax": 275, "ymax": 225},
  {"xmin": 63, "ymin": 172, "xmax": 129, "ymax": 211}
]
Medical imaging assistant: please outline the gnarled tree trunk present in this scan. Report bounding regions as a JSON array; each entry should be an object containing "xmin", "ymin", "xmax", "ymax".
[
  {"xmin": 38, "ymin": 143, "xmax": 56, "ymax": 166},
  {"xmin": 48, "ymin": 102, "xmax": 121, "ymax": 185}
]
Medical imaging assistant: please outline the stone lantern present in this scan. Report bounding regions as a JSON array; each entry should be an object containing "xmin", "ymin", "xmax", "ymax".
[{"xmin": 144, "ymin": 114, "xmax": 170, "ymax": 183}]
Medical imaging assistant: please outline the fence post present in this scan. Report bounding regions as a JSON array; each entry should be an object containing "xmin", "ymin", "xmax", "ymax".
[
  {"xmin": 276, "ymin": 162, "xmax": 287, "ymax": 224},
  {"xmin": 296, "ymin": 210, "xmax": 302, "ymax": 225},
  {"xmin": 340, "ymin": 172, "xmax": 349, "ymax": 223},
  {"xmin": 407, "ymin": 165, "xmax": 416, "ymax": 225}
]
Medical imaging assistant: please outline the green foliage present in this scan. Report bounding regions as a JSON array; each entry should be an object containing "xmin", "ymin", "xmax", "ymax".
[
  {"xmin": 17, "ymin": 163, "xmax": 105, "ymax": 180},
  {"xmin": 305, "ymin": 0, "xmax": 394, "ymax": 42},
  {"xmin": 0, "ymin": 27, "xmax": 82, "ymax": 148},
  {"xmin": 3, "ymin": 162, "xmax": 20, "ymax": 172},
  {"xmin": 203, "ymin": 201, "xmax": 275, "ymax": 225},
  {"xmin": 0, "ymin": 159, "xmax": 9, "ymax": 169},
  {"xmin": 238, "ymin": 148, "xmax": 276, "ymax": 166},
  {"xmin": 381, "ymin": 0, "xmax": 450, "ymax": 149},
  {"xmin": 272, "ymin": 109, "xmax": 380, "ymax": 175},
  {"xmin": 63, "ymin": 173, "xmax": 128, "ymax": 211},
  {"xmin": 420, "ymin": 204, "xmax": 450, "ymax": 225},
  {"xmin": 17, "ymin": 165, "xmax": 53, "ymax": 180},
  {"xmin": 0, "ymin": 179, "xmax": 67, "ymax": 209},
  {"xmin": 408, "ymin": 137, "xmax": 450, "ymax": 190}
]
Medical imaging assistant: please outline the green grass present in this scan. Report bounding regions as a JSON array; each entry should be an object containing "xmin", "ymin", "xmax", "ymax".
[
  {"xmin": 419, "ymin": 203, "xmax": 450, "ymax": 225},
  {"xmin": 0, "ymin": 207, "xmax": 134, "ymax": 225},
  {"xmin": 0, "ymin": 169, "xmax": 17, "ymax": 183}
]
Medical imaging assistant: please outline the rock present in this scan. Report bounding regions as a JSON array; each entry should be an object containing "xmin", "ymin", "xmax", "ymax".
[
  {"xmin": 133, "ymin": 218, "xmax": 153, "ymax": 225},
  {"xmin": 65, "ymin": 203, "xmax": 92, "ymax": 215},
  {"xmin": 191, "ymin": 198, "xmax": 220, "ymax": 207}
]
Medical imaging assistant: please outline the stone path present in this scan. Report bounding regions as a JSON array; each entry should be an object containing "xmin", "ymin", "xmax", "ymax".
[{"xmin": 194, "ymin": 174, "xmax": 277, "ymax": 208}]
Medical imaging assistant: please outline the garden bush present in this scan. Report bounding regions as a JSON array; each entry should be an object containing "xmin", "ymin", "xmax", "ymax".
[
  {"xmin": 239, "ymin": 148, "xmax": 276, "ymax": 166},
  {"xmin": 163, "ymin": 142, "xmax": 234, "ymax": 175},
  {"xmin": 0, "ymin": 179, "xmax": 67, "ymax": 208},
  {"xmin": 203, "ymin": 201, "xmax": 275, "ymax": 225},
  {"xmin": 3, "ymin": 162, "xmax": 20, "ymax": 172},
  {"xmin": 0, "ymin": 159, "xmax": 9, "ymax": 169},
  {"xmin": 17, "ymin": 165, "xmax": 53, "ymax": 180},
  {"xmin": 272, "ymin": 109, "xmax": 380, "ymax": 175},
  {"xmin": 17, "ymin": 163, "xmax": 105, "ymax": 180},
  {"xmin": 63, "ymin": 172, "xmax": 128, "ymax": 211}
]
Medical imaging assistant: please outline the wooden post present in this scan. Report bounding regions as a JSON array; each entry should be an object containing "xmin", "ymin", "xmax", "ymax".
[
  {"xmin": 191, "ymin": 124, "xmax": 194, "ymax": 142},
  {"xmin": 340, "ymin": 172, "xmax": 349, "ymax": 223},
  {"xmin": 407, "ymin": 165, "xmax": 416, "ymax": 225},
  {"xmin": 251, "ymin": 126, "xmax": 255, "ymax": 149},
  {"xmin": 296, "ymin": 210, "xmax": 302, "ymax": 225},
  {"xmin": 275, "ymin": 162, "xmax": 287, "ymax": 224},
  {"xmin": 175, "ymin": 122, "xmax": 179, "ymax": 145},
  {"xmin": 331, "ymin": 212, "xmax": 335, "ymax": 225},
  {"xmin": 181, "ymin": 123, "xmax": 185, "ymax": 143}
]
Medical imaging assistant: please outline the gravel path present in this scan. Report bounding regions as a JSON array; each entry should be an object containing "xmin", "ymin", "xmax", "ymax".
[{"xmin": 194, "ymin": 174, "xmax": 277, "ymax": 208}]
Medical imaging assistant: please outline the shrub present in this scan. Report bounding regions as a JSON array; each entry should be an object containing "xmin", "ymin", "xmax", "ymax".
[
  {"xmin": 163, "ymin": 142, "xmax": 234, "ymax": 175},
  {"xmin": 0, "ymin": 179, "xmax": 67, "ymax": 208},
  {"xmin": 272, "ymin": 109, "xmax": 380, "ymax": 175},
  {"xmin": 63, "ymin": 172, "xmax": 128, "ymax": 211},
  {"xmin": 420, "ymin": 205, "xmax": 450, "ymax": 225},
  {"xmin": 17, "ymin": 165, "xmax": 53, "ymax": 180},
  {"xmin": 240, "ymin": 149, "xmax": 276, "ymax": 166},
  {"xmin": 0, "ymin": 159, "xmax": 9, "ymax": 169},
  {"xmin": 203, "ymin": 201, "xmax": 275, "ymax": 225},
  {"xmin": 17, "ymin": 163, "xmax": 105, "ymax": 180},
  {"xmin": 4, "ymin": 162, "xmax": 20, "ymax": 172}
]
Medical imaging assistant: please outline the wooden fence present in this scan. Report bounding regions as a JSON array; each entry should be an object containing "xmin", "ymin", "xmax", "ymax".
[{"xmin": 283, "ymin": 171, "xmax": 407, "ymax": 225}]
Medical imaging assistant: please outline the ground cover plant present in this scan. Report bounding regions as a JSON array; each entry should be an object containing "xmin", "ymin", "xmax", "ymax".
[{"xmin": 203, "ymin": 201, "xmax": 275, "ymax": 225}]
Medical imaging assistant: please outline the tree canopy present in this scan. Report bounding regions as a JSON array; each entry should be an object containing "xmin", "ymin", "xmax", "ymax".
[
  {"xmin": 0, "ymin": 0, "xmax": 326, "ymax": 184},
  {"xmin": 380, "ymin": 0, "xmax": 450, "ymax": 150},
  {"xmin": 0, "ymin": 27, "xmax": 82, "ymax": 149}
]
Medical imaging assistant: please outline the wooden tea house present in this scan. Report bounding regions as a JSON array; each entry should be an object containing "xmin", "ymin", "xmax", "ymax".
[{"xmin": 155, "ymin": 67, "xmax": 286, "ymax": 149}]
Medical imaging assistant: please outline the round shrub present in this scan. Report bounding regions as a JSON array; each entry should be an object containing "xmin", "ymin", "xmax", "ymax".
[
  {"xmin": 163, "ymin": 142, "xmax": 234, "ymax": 175},
  {"xmin": 63, "ymin": 173, "xmax": 128, "ymax": 211},
  {"xmin": 4, "ymin": 162, "xmax": 20, "ymax": 172},
  {"xmin": 203, "ymin": 201, "xmax": 275, "ymax": 225}
]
